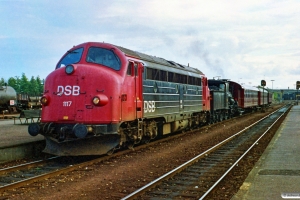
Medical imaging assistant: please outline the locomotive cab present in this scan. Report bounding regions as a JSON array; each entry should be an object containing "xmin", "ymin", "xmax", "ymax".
[{"xmin": 29, "ymin": 43, "xmax": 131, "ymax": 155}]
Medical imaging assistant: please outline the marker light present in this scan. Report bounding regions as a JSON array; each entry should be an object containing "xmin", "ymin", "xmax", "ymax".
[
  {"xmin": 40, "ymin": 96, "xmax": 49, "ymax": 106},
  {"xmin": 65, "ymin": 64, "xmax": 75, "ymax": 75},
  {"xmin": 92, "ymin": 97, "xmax": 100, "ymax": 105},
  {"xmin": 92, "ymin": 94, "xmax": 108, "ymax": 106}
]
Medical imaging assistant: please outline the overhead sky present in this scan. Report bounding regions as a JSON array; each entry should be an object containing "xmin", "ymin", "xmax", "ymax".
[{"xmin": 1, "ymin": 0, "xmax": 299, "ymax": 89}]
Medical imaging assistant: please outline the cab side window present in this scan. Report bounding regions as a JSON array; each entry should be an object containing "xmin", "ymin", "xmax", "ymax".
[{"xmin": 127, "ymin": 62, "xmax": 133, "ymax": 75}]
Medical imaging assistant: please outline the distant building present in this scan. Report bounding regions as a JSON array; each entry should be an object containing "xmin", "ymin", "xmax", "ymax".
[{"xmin": 271, "ymin": 89, "xmax": 300, "ymax": 101}]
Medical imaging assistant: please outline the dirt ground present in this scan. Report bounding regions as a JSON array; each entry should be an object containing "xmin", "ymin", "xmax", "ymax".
[{"xmin": 2, "ymin": 105, "xmax": 282, "ymax": 200}]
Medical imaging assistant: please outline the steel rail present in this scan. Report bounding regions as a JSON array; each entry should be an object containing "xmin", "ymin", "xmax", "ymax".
[
  {"xmin": 0, "ymin": 126, "xmax": 197, "ymax": 193},
  {"xmin": 0, "ymin": 156, "xmax": 59, "ymax": 175},
  {"xmin": 121, "ymin": 105, "xmax": 287, "ymax": 200},
  {"xmin": 199, "ymin": 105, "xmax": 290, "ymax": 200},
  {"xmin": 0, "ymin": 105, "xmax": 283, "ymax": 196}
]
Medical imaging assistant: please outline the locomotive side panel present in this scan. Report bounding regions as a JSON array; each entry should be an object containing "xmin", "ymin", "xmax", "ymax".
[
  {"xmin": 143, "ymin": 80, "xmax": 180, "ymax": 120},
  {"xmin": 210, "ymin": 91, "xmax": 227, "ymax": 111},
  {"xmin": 183, "ymin": 84, "xmax": 203, "ymax": 114}
]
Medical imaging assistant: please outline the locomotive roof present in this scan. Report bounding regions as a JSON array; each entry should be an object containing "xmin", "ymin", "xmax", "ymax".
[{"xmin": 115, "ymin": 45, "xmax": 204, "ymax": 76}]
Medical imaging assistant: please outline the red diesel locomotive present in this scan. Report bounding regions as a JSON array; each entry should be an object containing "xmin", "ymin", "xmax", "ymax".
[
  {"xmin": 28, "ymin": 42, "xmax": 272, "ymax": 156},
  {"xmin": 28, "ymin": 42, "xmax": 211, "ymax": 155}
]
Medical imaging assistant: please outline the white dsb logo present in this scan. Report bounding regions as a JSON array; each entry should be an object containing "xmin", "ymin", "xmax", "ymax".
[
  {"xmin": 57, "ymin": 85, "xmax": 80, "ymax": 96},
  {"xmin": 144, "ymin": 101, "xmax": 155, "ymax": 113}
]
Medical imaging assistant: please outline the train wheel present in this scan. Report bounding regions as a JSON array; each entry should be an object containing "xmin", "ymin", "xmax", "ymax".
[
  {"xmin": 209, "ymin": 117, "xmax": 213, "ymax": 124},
  {"xmin": 127, "ymin": 142, "xmax": 135, "ymax": 150},
  {"xmin": 224, "ymin": 113, "xmax": 228, "ymax": 120},
  {"xmin": 107, "ymin": 148, "xmax": 115, "ymax": 155},
  {"xmin": 215, "ymin": 114, "xmax": 219, "ymax": 123},
  {"xmin": 219, "ymin": 113, "xmax": 223, "ymax": 122},
  {"xmin": 142, "ymin": 138, "xmax": 151, "ymax": 144},
  {"xmin": 213, "ymin": 114, "xmax": 217, "ymax": 123}
]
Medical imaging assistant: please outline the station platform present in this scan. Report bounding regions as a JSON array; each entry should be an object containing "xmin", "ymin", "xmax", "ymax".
[
  {"xmin": 232, "ymin": 105, "xmax": 300, "ymax": 200},
  {"xmin": 0, "ymin": 119, "xmax": 44, "ymax": 148},
  {"xmin": 0, "ymin": 118, "xmax": 45, "ymax": 163}
]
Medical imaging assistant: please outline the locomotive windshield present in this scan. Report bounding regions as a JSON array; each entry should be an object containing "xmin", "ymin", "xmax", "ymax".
[
  {"xmin": 86, "ymin": 47, "xmax": 121, "ymax": 70},
  {"xmin": 209, "ymin": 83, "xmax": 225, "ymax": 91},
  {"xmin": 56, "ymin": 48, "xmax": 84, "ymax": 69}
]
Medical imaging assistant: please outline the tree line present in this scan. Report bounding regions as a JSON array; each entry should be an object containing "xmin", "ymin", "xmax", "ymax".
[{"xmin": 0, "ymin": 73, "xmax": 44, "ymax": 96}]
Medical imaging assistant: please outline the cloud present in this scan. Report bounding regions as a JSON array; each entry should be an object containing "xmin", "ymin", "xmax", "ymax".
[{"xmin": 0, "ymin": 0, "xmax": 300, "ymax": 89}]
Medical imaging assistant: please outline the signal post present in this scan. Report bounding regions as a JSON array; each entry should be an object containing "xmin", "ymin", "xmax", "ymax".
[
  {"xmin": 296, "ymin": 81, "xmax": 300, "ymax": 105},
  {"xmin": 261, "ymin": 80, "xmax": 266, "ymax": 112}
]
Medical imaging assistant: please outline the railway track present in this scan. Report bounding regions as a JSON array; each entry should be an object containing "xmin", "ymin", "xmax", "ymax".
[
  {"xmin": 0, "ymin": 105, "xmax": 284, "ymax": 198},
  {"xmin": 122, "ymin": 105, "xmax": 290, "ymax": 199},
  {"xmin": 0, "ymin": 133, "xmax": 191, "ymax": 194},
  {"xmin": 0, "ymin": 156, "xmax": 104, "ymax": 193}
]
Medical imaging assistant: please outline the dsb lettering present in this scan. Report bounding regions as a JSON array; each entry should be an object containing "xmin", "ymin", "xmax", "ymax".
[
  {"xmin": 144, "ymin": 101, "xmax": 155, "ymax": 113},
  {"xmin": 57, "ymin": 85, "xmax": 80, "ymax": 96}
]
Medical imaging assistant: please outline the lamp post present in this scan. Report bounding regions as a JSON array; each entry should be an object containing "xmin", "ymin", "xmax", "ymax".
[
  {"xmin": 294, "ymin": 84, "xmax": 296, "ymax": 100},
  {"xmin": 271, "ymin": 80, "xmax": 274, "ymax": 91},
  {"xmin": 271, "ymin": 80, "xmax": 275, "ymax": 102}
]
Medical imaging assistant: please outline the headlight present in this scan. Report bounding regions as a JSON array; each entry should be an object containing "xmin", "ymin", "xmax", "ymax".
[{"xmin": 65, "ymin": 64, "xmax": 75, "ymax": 75}]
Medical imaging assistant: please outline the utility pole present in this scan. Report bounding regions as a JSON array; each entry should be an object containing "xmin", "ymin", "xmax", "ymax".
[
  {"xmin": 296, "ymin": 81, "xmax": 300, "ymax": 105},
  {"xmin": 261, "ymin": 80, "xmax": 266, "ymax": 112},
  {"xmin": 271, "ymin": 80, "xmax": 274, "ymax": 91}
]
